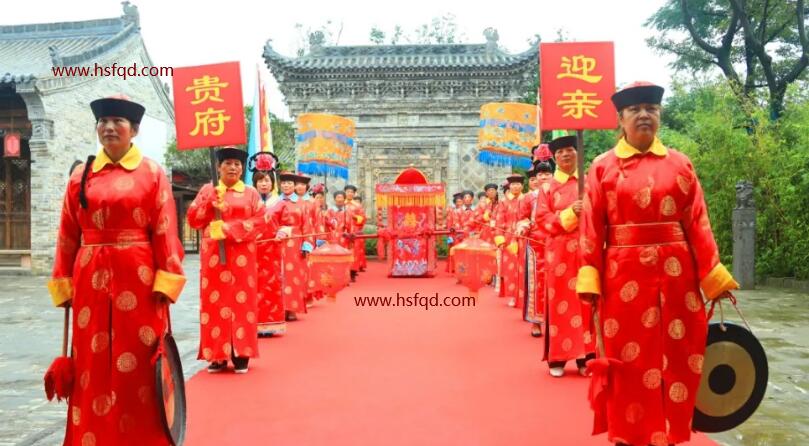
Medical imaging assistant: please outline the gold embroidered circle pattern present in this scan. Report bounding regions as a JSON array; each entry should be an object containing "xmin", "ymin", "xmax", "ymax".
[
  {"xmin": 236, "ymin": 291, "xmax": 247, "ymax": 304},
  {"xmin": 72, "ymin": 407, "xmax": 81, "ymax": 426},
  {"xmin": 137, "ymin": 265, "xmax": 154, "ymax": 286},
  {"xmin": 92, "ymin": 394, "xmax": 112, "ymax": 416},
  {"xmin": 77, "ymin": 307, "xmax": 91, "ymax": 329},
  {"xmin": 200, "ymin": 312, "xmax": 210, "ymax": 325},
  {"xmin": 246, "ymin": 312, "xmax": 256, "ymax": 323},
  {"xmin": 676, "ymin": 175, "xmax": 691, "ymax": 195},
  {"xmin": 219, "ymin": 270, "xmax": 233, "ymax": 283},
  {"xmin": 621, "ymin": 342, "xmax": 641, "ymax": 362},
  {"xmin": 668, "ymin": 319, "xmax": 686, "ymax": 340},
  {"xmin": 91, "ymin": 332, "xmax": 109, "ymax": 353},
  {"xmin": 116, "ymin": 352, "xmax": 137, "ymax": 373},
  {"xmin": 685, "ymin": 291, "xmax": 701, "ymax": 312},
  {"xmin": 557, "ymin": 301, "xmax": 569, "ymax": 314},
  {"xmin": 91, "ymin": 269, "xmax": 111, "ymax": 291},
  {"xmin": 643, "ymin": 368, "xmax": 662, "ymax": 389},
  {"xmin": 641, "ymin": 307, "xmax": 660, "ymax": 328},
  {"xmin": 639, "ymin": 247, "xmax": 658, "ymax": 266},
  {"xmin": 688, "ymin": 354, "xmax": 704, "ymax": 374},
  {"xmin": 570, "ymin": 315, "xmax": 582, "ymax": 328},
  {"xmin": 634, "ymin": 187, "xmax": 651, "ymax": 209},
  {"xmin": 566, "ymin": 239, "xmax": 578, "ymax": 253},
  {"xmin": 81, "ymin": 432, "xmax": 97, "ymax": 446},
  {"xmin": 209, "ymin": 290, "xmax": 220, "ymax": 304},
  {"xmin": 660, "ymin": 195, "xmax": 677, "ymax": 216},
  {"xmin": 607, "ymin": 260, "xmax": 619, "ymax": 279},
  {"xmin": 669, "ymin": 382, "xmax": 688, "ymax": 403},
  {"xmin": 603, "ymin": 319, "xmax": 619, "ymax": 338},
  {"xmin": 211, "ymin": 326, "xmax": 221, "ymax": 339},
  {"xmin": 220, "ymin": 307, "xmax": 233, "ymax": 320},
  {"xmin": 555, "ymin": 263, "xmax": 567, "ymax": 277},
  {"xmin": 664, "ymin": 257, "xmax": 682, "ymax": 277},
  {"xmin": 208, "ymin": 255, "xmax": 220, "ymax": 268},
  {"xmin": 620, "ymin": 281, "xmax": 639, "ymax": 302},
  {"xmin": 651, "ymin": 432, "xmax": 669, "ymax": 446},
  {"xmin": 236, "ymin": 255, "xmax": 248, "ymax": 267},
  {"xmin": 132, "ymin": 207, "xmax": 148, "ymax": 227},
  {"xmin": 115, "ymin": 291, "xmax": 137, "ymax": 312},
  {"xmin": 625, "ymin": 402, "xmax": 644, "ymax": 424},
  {"xmin": 139, "ymin": 326, "xmax": 157, "ymax": 346}
]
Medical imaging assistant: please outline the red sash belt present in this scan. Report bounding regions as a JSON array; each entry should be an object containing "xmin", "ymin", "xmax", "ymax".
[
  {"xmin": 82, "ymin": 229, "xmax": 150, "ymax": 246},
  {"xmin": 607, "ymin": 222, "xmax": 685, "ymax": 247}
]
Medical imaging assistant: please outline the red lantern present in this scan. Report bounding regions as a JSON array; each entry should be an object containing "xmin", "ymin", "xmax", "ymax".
[
  {"xmin": 451, "ymin": 237, "xmax": 497, "ymax": 297},
  {"xmin": 3, "ymin": 133, "xmax": 21, "ymax": 158},
  {"xmin": 308, "ymin": 242, "xmax": 353, "ymax": 300}
]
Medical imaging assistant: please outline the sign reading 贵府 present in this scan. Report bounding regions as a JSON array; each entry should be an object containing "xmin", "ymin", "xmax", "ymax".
[
  {"xmin": 540, "ymin": 42, "xmax": 616, "ymax": 130},
  {"xmin": 172, "ymin": 62, "xmax": 246, "ymax": 150}
]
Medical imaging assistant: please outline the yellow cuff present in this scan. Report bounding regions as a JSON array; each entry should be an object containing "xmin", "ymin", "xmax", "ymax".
[
  {"xmin": 576, "ymin": 265, "xmax": 601, "ymax": 295},
  {"xmin": 209, "ymin": 220, "xmax": 226, "ymax": 240},
  {"xmin": 48, "ymin": 277, "xmax": 74, "ymax": 307},
  {"xmin": 507, "ymin": 241, "xmax": 519, "ymax": 255},
  {"xmin": 560, "ymin": 207, "xmax": 579, "ymax": 232},
  {"xmin": 153, "ymin": 269, "xmax": 186, "ymax": 303},
  {"xmin": 483, "ymin": 210, "xmax": 490, "ymax": 222},
  {"xmin": 700, "ymin": 263, "xmax": 739, "ymax": 300},
  {"xmin": 354, "ymin": 215, "xmax": 363, "ymax": 223},
  {"xmin": 494, "ymin": 235, "xmax": 506, "ymax": 247}
]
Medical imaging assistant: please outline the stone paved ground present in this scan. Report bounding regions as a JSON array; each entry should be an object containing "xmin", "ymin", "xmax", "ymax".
[{"xmin": 0, "ymin": 256, "xmax": 806, "ymax": 445}]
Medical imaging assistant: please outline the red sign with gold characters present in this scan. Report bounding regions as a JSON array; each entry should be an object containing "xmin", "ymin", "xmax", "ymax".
[
  {"xmin": 540, "ymin": 42, "xmax": 617, "ymax": 130},
  {"xmin": 3, "ymin": 133, "xmax": 21, "ymax": 158},
  {"xmin": 172, "ymin": 62, "xmax": 246, "ymax": 150}
]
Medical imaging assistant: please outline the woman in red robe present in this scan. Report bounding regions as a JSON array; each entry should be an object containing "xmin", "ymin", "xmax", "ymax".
[
  {"xmin": 271, "ymin": 172, "xmax": 314, "ymax": 320},
  {"xmin": 494, "ymin": 175, "xmax": 526, "ymax": 308},
  {"xmin": 537, "ymin": 135, "xmax": 595, "ymax": 377},
  {"xmin": 188, "ymin": 147, "xmax": 264, "ymax": 374},
  {"xmin": 48, "ymin": 96, "xmax": 186, "ymax": 445},
  {"xmin": 521, "ymin": 161, "xmax": 554, "ymax": 337},
  {"xmin": 306, "ymin": 183, "xmax": 328, "ymax": 302},
  {"xmin": 576, "ymin": 82, "xmax": 738, "ymax": 446},
  {"xmin": 474, "ymin": 184, "xmax": 499, "ymax": 244},
  {"xmin": 251, "ymin": 162, "xmax": 285, "ymax": 337}
]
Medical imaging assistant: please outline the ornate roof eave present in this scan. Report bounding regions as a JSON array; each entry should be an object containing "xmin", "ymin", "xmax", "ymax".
[
  {"xmin": 263, "ymin": 40, "xmax": 537, "ymax": 82},
  {"xmin": 54, "ymin": 21, "xmax": 140, "ymax": 68}
]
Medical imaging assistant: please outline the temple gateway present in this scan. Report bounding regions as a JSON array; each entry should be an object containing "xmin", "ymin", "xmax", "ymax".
[{"xmin": 263, "ymin": 30, "xmax": 537, "ymax": 224}]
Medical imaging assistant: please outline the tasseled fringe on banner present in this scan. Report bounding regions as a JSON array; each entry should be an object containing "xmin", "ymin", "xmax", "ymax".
[
  {"xmin": 376, "ymin": 194, "xmax": 446, "ymax": 208},
  {"xmin": 477, "ymin": 150, "xmax": 532, "ymax": 169},
  {"xmin": 297, "ymin": 162, "xmax": 349, "ymax": 180}
]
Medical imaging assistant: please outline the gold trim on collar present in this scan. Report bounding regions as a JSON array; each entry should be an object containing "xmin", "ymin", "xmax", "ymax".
[
  {"xmin": 615, "ymin": 137, "xmax": 668, "ymax": 159},
  {"xmin": 218, "ymin": 180, "xmax": 246, "ymax": 192},
  {"xmin": 92, "ymin": 144, "xmax": 143, "ymax": 173},
  {"xmin": 553, "ymin": 169, "xmax": 578, "ymax": 183}
]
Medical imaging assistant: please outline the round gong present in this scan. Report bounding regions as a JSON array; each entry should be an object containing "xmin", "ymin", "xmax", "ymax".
[{"xmin": 693, "ymin": 322, "xmax": 767, "ymax": 433}]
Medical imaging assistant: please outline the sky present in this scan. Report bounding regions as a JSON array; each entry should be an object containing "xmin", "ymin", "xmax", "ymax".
[{"xmin": 4, "ymin": 0, "xmax": 677, "ymax": 121}]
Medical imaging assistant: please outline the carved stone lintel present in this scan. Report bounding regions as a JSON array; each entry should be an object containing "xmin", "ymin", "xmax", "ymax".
[{"xmin": 30, "ymin": 119, "xmax": 55, "ymax": 141}]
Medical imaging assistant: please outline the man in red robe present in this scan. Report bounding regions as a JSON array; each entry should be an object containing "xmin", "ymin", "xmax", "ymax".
[{"xmin": 344, "ymin": 185, "xmax": 366, "ymax": 282}]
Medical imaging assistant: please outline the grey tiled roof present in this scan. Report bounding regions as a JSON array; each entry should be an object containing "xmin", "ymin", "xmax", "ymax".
[
  {"xmin": 263, "ymin": 41, "xmax": 538, "ymax": 73},
  {"xmin": 0, "ymin": 16, "xmax": 137, "ymax": 82}
]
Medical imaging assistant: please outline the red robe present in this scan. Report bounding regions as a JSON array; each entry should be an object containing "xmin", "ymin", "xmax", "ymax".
[
  {"xmin": 576, "ymin": 138, "xmax": 738, "ymax": 445},
  {"xmin": 188, "ymin": 181, "xmax": 264, "ymax": 362},
  {"xmin": 306, "ymin": 199, "xmax": 327, "ymax": 300},
  {"xmin": 523, "ymin": 186, "xmax": 550, "ymax": 324},
  {"xmin": 494, "ymin": 191, "xmax": 526, "ymax": 305},
  {"xmin": 346, "ymin": 200, "xmax": 366, "ymax": 272},
  {"xmin": 255, "ymin": 195, "xmax": 285, "ymax": 335},
  {"xmin": 537, "ymin": 170, "xmax": 594, "ymax": 362},
  {"xmin": 445, "ymin": 206, "xmax": 462, "ymax": 272},
  {"xmin": 48, "ymin": 146, "xmax": 186, "ymax": 446},
  {"xmin": 268, "ymin": 194, "xmax": 312, "ymax": 314},
  {"xmin": 326, "ymin": 205, "xmax": 351, "ymax": 248},
  {"xmin": 474, "ymin": 198, "xmax": 497, "ymax": 244}
]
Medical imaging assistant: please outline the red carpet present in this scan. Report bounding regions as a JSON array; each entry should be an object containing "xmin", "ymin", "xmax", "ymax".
[{"xmin": 184, "ymin": 261, "xmax": 717, "ymax": 445}]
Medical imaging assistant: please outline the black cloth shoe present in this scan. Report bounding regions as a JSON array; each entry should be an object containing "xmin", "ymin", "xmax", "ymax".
[
  {"xmin": 207, "ymin": 361, "xmax": 227, "ymax": 373},
  {"xmin": 232, "ymin": 356, "xmax": 249, "ymax": 374}
]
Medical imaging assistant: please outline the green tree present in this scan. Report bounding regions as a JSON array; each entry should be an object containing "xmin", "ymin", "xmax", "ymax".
[{"xmin": 646, "ymin": 0, "xmax": 809, "ymax": 118}]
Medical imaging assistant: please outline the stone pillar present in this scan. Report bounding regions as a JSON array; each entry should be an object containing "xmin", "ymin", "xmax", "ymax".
[{"xmin": 732, "ymin": 180, "xmax": 756, "ymax": 289}]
